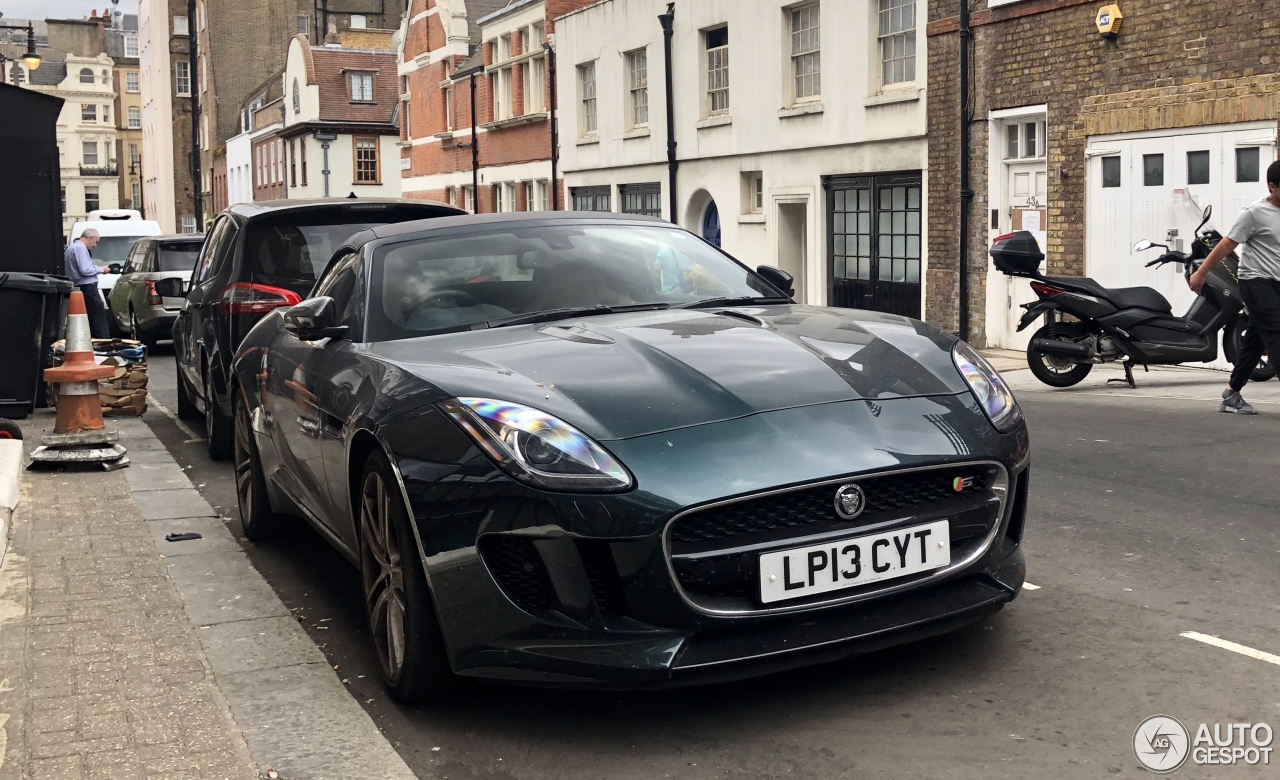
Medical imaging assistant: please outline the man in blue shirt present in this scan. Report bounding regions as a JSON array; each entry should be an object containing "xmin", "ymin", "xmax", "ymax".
[{"xmin": 64, "ymin": 228, "xmax": 111, "ymax": 338}]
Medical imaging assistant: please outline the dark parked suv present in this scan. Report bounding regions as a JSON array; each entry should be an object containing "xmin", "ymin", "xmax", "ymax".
[{"xmin": 174, "ymin": 198, "xmax": 463, "ymax": 459}]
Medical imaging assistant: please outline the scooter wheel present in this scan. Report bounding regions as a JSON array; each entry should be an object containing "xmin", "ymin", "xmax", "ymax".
[{"xmin": 1027, "ymin": 324, "xmax": 1094, "ymax": 388}]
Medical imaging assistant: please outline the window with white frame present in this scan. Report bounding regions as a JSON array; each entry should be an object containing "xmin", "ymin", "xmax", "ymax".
[
  {"xmin": 626, "ymin": 49, "xmax": 648, "ymax": 128},
  {"xmin": 706, "ymin": 26, "xmax": 729, "ymax": 115},
  {"xmin": 173, "ymin": 15, "xmax": 189, "ymax": 35},
  {"xmin": 519, "ymin": 27, "xmax": 530, "ymax": 55},
  {"xmin": 523, "ymin": 181, "xmax": 534, "ymax": 212},
  {"xmin": 82, "ymin": 141, "xmax": 98, "ymax": 165},
  {"xmin": 297, "ymin": 14, "xmax": 309, "ymax": 36},
  {"xmin": 128, "ymin": 107, "xmax": 141, "ymax": 129},
  {"xmin": 498, "ymin": 33, "xmax": 511, "ymax": 61},
  {"xmin": 126, "ymin": 71, "xmax": 139, "ymax": 93},
  {"xmin": 84, "ymin": 185, "xmax": 100, "ymax": 212},
  {"xmin": 125, "ymin": 35, "xmax": 139, "ymax": 57},
  {"xmin": 742, "ymin": 171, "xmax": 763, "ymax": 214},
  {"xmin": 182, "ymin": 215, "xmax": 197, "ymax": 233},
  {"xmin": 522, "ymin": 54, "xmax": 546, "ymax": 114},
  {"xmin": 350, "ymin": 14, "xmax": 367, "ymax": 29},
  {"xmin": 79, "ymin": 68, "xmax": 94, "ymax": 84},
  {"xmin": 789, "ymin": 3, "xmax": 821, "ymax": 101},
  {"xmin": 130, "ymin": 180, "xmax": 141, "ymax": 208},
  {"xmin": 349, "ymin": 72, "xmax": 375, "ymax": 102},
  {"xmin": 354, "ymin": 138, "xmax": 380, "ymax": 184},
  {"xmin": 1005, "ymin": 121, "xmax": 1045, "ymax": 159},
  {"xmin": 532, "ymin": 22, "xmax": 545, "ymax": 47},
  {"xmin": 82, "ymin": 103, "xmax": 97, "ymax": 122},
  {"xmin": 878, "ymin": 0, "xmax": 916, "ymax": 86},
  {"xmin": 536, "ymin": 180, "xmax": 550, "ymax": 211},
  {"xmin": 444, "ymin": 85, "xmax": 454, "ymax": 131},
  {"xmin": 464, "ymin": 185, "xmax": 474, "ymax": 213},
  {"xmin": 491, "ymin": 65, "xmax": 512, "ymax": 120},
  {"xmin": 175, "ymin": 61, "xmax": 190, "ymax": 96},
  {"xmin": 579, "ymin": 61, "xmax": 597, "ymax": 135}
]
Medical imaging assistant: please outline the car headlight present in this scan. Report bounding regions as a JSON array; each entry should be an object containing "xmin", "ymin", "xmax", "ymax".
[
  {"xmin": 440, "ymin": 397, "xmax": 633, "ymax": 492},
  {"xmin": 952, "ymin": 341, "xmax": 1022, "ymax": 433}
]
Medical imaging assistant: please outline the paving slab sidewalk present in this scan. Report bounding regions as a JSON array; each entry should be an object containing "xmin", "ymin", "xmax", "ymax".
[{"xmin": 0, "ymin": 413, "xmax": 418, "ymax": 780}]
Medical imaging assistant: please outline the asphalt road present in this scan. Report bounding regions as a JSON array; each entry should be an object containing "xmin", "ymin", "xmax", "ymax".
[{"xmin": 141, "ymin": 347, "xmax": 1280, "ymax": 779}]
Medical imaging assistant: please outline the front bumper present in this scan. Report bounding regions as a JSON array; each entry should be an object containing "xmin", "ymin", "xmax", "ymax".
[{"xmin": 384, "ymin": 394, "xmax": 1031, "ymax": 687}]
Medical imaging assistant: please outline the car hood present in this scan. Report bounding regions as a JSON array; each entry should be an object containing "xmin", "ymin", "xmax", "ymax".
[{"xmin": 370, "ymin": 305, "xmax": 970, "ymax": 441}]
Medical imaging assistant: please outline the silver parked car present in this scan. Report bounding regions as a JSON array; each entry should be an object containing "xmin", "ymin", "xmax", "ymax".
[{"xmin": 108, "ymin": 234, "xmax": 206, "ymax": 346}]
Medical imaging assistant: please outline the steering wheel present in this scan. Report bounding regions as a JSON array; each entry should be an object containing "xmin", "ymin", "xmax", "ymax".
[{"xmin": 402, "ymin": 288, "xmax": 484, "ymax": 318}]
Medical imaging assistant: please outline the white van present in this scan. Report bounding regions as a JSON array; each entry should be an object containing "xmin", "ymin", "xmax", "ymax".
[{"xmin": 68, "ymin": 216, "xmax": 164, "ymax": 301}]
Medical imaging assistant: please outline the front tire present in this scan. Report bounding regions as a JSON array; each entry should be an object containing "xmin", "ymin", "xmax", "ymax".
[
  {"xmin": 204, "ymin": 367, "xmax": 233, "ymax": 460},
  {"xmin": 1027, "ymin": 323, "xmax": 1094, "ymax": 388},
  {"xmin": 359, "ymin": 450, "xmax": 452, "ymax": 704},
  {"xmin": 233, "ymin": 389, "xmax": 282, "ymax": 540}
]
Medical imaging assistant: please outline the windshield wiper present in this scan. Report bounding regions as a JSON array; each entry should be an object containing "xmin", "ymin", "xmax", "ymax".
[
  {"xmin": 675, "ymin": 296, "xmax": 792, "ymax": 309},
  {"xmin": 489, "ymin": 303, "xmax": 670, "ymax": 329}
]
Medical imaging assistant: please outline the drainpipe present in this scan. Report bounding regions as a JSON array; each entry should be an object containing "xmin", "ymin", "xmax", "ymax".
[
  {"xmin": 957, "ymin": 0, "xmax": 973, "ymax": 340},
  {"xmin": 658, "ymin": 3, "xmax": 677, "ymax": 223},
  {"xmin": 544, "ymin": 39, "xmax": 559, "ymax": 210},
  {"xmin": 471, "ymin": 70, "xmax": 479, "ymax": 211},
  {"xmin": 188, "ymin": 0, "xmax": 203, "ymax": 227}
]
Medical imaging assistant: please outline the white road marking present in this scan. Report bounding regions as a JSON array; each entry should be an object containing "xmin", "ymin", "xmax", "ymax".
[
  {"xmin": 1180, "ymin": 632, "xmax": 1280, "ymax": 666},
  {"xmin": 1022, "ymin": 582, "xmax": 1041, "ymax": 591},
  {"xmin": 147, "ymin": 396, "xmax": 205, "ymax": 441}
]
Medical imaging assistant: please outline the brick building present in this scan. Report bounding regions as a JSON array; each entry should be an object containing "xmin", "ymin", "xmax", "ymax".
[
  {"xmin": 928, "ymin": 0, "xmax": 1280, "ymax": 355},
  {"xmin": 398, "ymin": 0, "xmax": 594, "ymax": 213},
  {"xmin": 196, "ymin": 0, "xmax": 409, "ymax": 216},
  {"xmin": 277, "ymin": 31, "xmax": 403, "ymax": 199}
]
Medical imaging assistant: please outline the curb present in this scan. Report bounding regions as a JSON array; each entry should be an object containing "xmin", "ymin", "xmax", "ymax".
[{"xmin": 0, "ymin": 439, "xmax": 22, "ymax": 571}]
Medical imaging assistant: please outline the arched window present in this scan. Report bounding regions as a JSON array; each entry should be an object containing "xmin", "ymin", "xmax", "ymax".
[
  {"xmin": 101, "ymin": 69, "xmax": 110, "ymax": 84},
  {"xmin": 292, "ymin": 79, "xmax": 300, "ymax": 115},
  {"xmin": 79, "ymin": 68, "xmax": 94, "ymax": 84}
]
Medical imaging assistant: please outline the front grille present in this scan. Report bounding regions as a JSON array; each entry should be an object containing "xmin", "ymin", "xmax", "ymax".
[
  {"xmin": 478, "ymin": 535, "xmax": 555, "ymax": 612},
  {"xmin": 667, "ymin": 464, "xmax": 1005, "ymax": 612},
  {"xmin": 670, "ymin": 469, "xmax": 991, "ymax": 546}
]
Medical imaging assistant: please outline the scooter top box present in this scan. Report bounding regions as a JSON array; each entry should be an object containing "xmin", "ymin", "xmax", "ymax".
[{"xmin": 990, "ymin": 231, "xmax": 1045, "ymax": 277}]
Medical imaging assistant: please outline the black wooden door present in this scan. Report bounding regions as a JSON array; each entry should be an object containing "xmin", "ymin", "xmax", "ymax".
[{"xmin": 826, "ymin": 173, "xmax": 922, "ymax": 318}]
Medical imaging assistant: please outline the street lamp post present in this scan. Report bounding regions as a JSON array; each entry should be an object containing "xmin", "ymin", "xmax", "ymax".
[
  {"xmin": 0, "ymin": 22, "xmax": 42, "ymax": 84},
  {"xmin": 129, "ymin": 155, "xmax": 145, "ymax": 219}
]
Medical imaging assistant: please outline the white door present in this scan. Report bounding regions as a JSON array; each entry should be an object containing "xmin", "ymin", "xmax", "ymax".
[
  {"xmin": 987, "ymin": 152, "xmax": 1048, "ymax": 350},
  {"xmin": 1085, "ymin": 124, "xmax": 1277, "ymax": 370}
]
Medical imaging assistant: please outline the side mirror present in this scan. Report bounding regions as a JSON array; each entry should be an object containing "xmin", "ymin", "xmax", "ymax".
[
  {"xmin": 284, "ymin": 297, "xmax": 348, "ymax": 340},
  {"xmin": 1133, "ymin": 240, "xmax": 1155, "ymax": 252},
  {"xmin": 756, "ymin": 265, "xmax": 795, "ymax": 298},
  {"xmin": 107, "ymin": 263, "xmax": 124, "ymax": 274}
]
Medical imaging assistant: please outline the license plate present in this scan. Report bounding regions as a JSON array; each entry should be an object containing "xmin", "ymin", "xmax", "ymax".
[{"xmin": 758, "ymin": 520, "xmax": 951, "ymax": 604}]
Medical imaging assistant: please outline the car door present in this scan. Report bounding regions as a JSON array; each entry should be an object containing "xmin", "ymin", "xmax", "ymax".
[
  {"xmin": 129, "ymin": 242, "xmax": 157, "ymax": 324},
  {"xmin": 109, "ymin": 240, "xmax": 146, "ymax": 330},
  {"xmin": 180, "ymin": 218, "xmax": 236, "ymax": 403},
  {"xmin": 269, "ymin": 250, "xmax": 362, "ymax": 538}
]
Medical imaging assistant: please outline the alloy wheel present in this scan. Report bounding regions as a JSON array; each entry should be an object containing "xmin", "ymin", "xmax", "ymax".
[
  {"xmin": 204, "ymin": 372, "xmax": 216, "ymax": 441},
  {"xmin": 360, "ymin": 470, "xmax": 407, "ymax": 682}
]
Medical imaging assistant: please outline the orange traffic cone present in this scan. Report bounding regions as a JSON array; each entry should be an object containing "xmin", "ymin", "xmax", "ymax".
[{"xmin": 28, "ymin": 291, "xmax": 130, "ymax": 470}]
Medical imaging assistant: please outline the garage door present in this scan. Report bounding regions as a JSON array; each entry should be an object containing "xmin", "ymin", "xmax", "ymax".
[{"xmin": 1086, "ymin": 123, "xmax": 1277, "ymax": 370}]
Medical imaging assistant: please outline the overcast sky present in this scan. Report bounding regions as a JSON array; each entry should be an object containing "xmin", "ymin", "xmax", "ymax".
[{"xmin": 1, "ymin": 0, "xmax": 136, "ymax": 21}]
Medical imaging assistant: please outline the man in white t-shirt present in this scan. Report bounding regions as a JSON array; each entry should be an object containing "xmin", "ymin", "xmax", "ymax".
[{"xmin": 1189, "ymin": 160, "xmax": 1280, "ymax": 414}]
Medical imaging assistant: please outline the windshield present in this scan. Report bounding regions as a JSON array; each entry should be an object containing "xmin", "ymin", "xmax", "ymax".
[
  {"xmin": 157, "ymin": 243, "xmax": 202, "ymax": 272},
  {"xmin": 88, "ymin": 236, "xmax": 142, "ymax": 267},
  {"xmin": 242, "ymin": 206, "xmax": 440, "ymax": 284},
  {"xmin": 366, "ymin": 224, "xmax": 785, "ymax": 342}
]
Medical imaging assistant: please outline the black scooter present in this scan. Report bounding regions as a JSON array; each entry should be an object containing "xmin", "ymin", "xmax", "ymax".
[{"xmin": 990, "ymin": 205, "xmax": 1275, "ymax": 388}]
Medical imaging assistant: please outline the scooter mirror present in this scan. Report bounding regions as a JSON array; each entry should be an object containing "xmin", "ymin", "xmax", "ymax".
[{"xmin": 1133, "ymin": 240, "xmax": 1155, "ymax": 252}]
